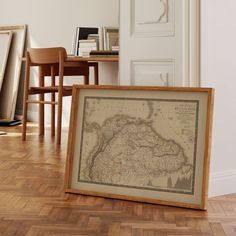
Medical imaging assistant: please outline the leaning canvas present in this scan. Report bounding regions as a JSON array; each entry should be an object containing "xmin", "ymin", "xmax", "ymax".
[
  {"xmin": 0, "ymin": 25, "xmax": 26, "ymax": 121},
  {"xmin": 65, "ymin": 85, "xmax": 214, "ymax": 210},
  {"xmin": 0, "ymin": 31, "xmax": 12, "ymax": 91}
]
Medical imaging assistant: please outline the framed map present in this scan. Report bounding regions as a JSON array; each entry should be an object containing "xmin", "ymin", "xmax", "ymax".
[{"xmin": 65, "ymin": 85, "xmax": 214, "ymax": 210}]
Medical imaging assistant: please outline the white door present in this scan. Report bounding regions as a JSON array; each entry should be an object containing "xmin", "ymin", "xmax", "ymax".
[{"xmin": 119, "ymin": 0, "xmax": 200, "ymax": 87}]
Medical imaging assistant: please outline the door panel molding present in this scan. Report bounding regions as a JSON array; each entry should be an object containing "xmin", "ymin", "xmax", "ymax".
[
  {"xmin": 131, "ymin": 59, "xmax": 175, "ymax": 86},
  {"xmin": 131, "ymin": 0, "xmax": 175, "ymax": 37}
]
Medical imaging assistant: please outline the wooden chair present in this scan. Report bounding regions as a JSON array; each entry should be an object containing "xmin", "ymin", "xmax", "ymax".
[{"xmin": 22, "ymin": 47, "xmax": 89, "ymax": 145}]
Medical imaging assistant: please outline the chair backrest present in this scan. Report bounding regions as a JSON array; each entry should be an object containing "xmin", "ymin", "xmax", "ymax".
[{"xmin": 27, "ymin": 47, "xmax": 67, "ymax": 65}]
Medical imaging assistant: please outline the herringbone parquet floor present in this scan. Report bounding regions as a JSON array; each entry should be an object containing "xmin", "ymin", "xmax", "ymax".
[{"xmin": 0, "ymin": 125, "xmax": 236, "ymax": 236}]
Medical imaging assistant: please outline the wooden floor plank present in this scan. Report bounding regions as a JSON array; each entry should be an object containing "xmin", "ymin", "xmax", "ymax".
[{"xmin": 0, "ymin": 125, "xmax": 236, "ymax": 235}]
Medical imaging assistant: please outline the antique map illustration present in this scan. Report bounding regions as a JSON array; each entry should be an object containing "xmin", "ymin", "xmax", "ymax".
[{"xmin": 78, "ymin": 97, "xmax": 199, "ymax": 195}]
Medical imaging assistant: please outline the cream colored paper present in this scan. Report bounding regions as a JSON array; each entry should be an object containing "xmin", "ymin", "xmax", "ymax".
[{"xmin": 71, "ymin": 89, "xmax": 208, "ymax": 205}]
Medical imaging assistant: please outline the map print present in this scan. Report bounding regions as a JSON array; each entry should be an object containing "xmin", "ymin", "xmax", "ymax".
[{"xmin": 78, "ymin": 97, "xmax": 199, "ymax": 195}]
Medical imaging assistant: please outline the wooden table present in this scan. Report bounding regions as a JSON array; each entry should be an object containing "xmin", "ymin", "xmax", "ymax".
[
  {"xmin": 23, "ymin": 55, "xmax": 119, "ymax": 85},
  {"xmin": 32, "ymin": 55, "xmax": 119, "ymax": 136},
  {"xmin": 68, "ymin": 55, "xmax": 119, "ymax": 84},
  {"xmin": 66, "ymin": 55, "xmax": 118, "ymax": 85},
  {"xmin": 67, "ymin": 55, "xmax": 118, "ymax": 62}
]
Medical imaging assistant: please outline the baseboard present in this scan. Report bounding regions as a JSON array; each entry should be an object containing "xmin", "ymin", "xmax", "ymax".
[
  {"xmin": 27, "ymin": 111, "xmax": 39, "ymax": 122},
  {"xmin": 27, "ymin": 111, "xmax": 70, "ymax": 128},
  {"xmin": 209, "ymin": 170, "xmax": 236, "ymax": 197}
]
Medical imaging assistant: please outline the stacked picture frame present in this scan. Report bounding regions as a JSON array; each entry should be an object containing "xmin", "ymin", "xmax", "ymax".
[
  {"xmin": 0, "ymin": 31, "xmax": 12, "ymax": 92},
  {"xmin": 0, "ymin": 25, "xmax": 27, "ymax": 122},
  {"xmin": 103, "ymin": 27, "xmax": 119, "ymax": 51},
  {"xmin": 72, "ymin": 26, "xmax": 119, "ymax": 56}
]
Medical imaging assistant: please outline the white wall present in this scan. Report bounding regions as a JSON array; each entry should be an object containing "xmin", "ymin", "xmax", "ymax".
[
  {"xmin": 0, "ymin": 0, "xmax": 119, "ymax": 125},
  {"xmin": 201, "ymin": 0, "xmax": 236, "ymax": 196}
]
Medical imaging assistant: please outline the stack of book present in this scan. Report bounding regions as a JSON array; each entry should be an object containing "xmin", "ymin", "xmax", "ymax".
[
  {"xmin": 87, "ymin": 33, "xmax": 99, "ymax": 43},
  {"xmin": 89, "ymin": 50, "xmax": 119, "ymax": 57},
  {"xmin": 78, "ymin": 39, "xmax": 98, "ymax": 57}
]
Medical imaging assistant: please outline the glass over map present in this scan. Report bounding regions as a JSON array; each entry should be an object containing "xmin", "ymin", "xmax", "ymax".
[{"xmin": 77, "ymin": 96, "xmax": 199, "ymax": 195}]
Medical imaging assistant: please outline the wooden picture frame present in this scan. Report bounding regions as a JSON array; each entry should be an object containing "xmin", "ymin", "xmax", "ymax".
[
  {"xmin": 0, "ymin": 25, "xmax": 27, "ymax": 121},
  {"xmin": 73, "ymin": 27, "xmax": 103, "ymax": 56},
  {"xmin": 65, "ymin": 85, "xmax": 214, "ymax": 210},
  {"xmin": 103, "ymin": 27, "xmax": 119, "ymax": 51},
  {"xmin": 0, "ymin": 31, "xmax": 12, "ymax": 92}
]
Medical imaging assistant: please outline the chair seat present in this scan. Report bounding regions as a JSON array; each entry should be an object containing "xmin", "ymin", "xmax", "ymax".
[{"xmin": 29, "ymin": 86, "xmax": 72, "ymax": 96}]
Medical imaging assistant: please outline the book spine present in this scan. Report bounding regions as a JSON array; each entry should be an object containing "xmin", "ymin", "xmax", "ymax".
[
  {"xmin": 78, "ymin": 47, "xmax": 97, "ymax": 56},
  {"xmin": 79, "ymin": 43, "xmax": 97, "ymax": 48},
  {"xmin": 79, "ymin": 39, "xmax": 96, "ymax": 43}
]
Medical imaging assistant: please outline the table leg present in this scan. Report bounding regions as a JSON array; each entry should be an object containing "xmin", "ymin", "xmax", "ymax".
[{"xmin": 94, "ymin": 62, "xmax": 99, "ymax": 85}]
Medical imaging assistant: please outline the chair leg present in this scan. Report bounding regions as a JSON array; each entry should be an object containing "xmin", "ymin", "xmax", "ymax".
[
  {"xmin": 57, "ymin": 87, "xmax": 63, "ymax": 145},
  {"xmin": 57, "ymin": 52, "xmax": 64, "ymax": 145},
  {"xmin": 22, "ymin": 100, "xmax": 28, "ymax": 141},
  {"xmin": 22, "ymin": 55, "xmax": 30, "ymax": 141},
  {"xmin": 39, "ymin": 66, "xmax": 45, "ymax": 136},
  {"xmin": 51, "ymin": 66, "xmax": 55, "ymax": 137},
  {"xmin": 51, "ymin": 96, "xmax": 55, "ymax": 137}
]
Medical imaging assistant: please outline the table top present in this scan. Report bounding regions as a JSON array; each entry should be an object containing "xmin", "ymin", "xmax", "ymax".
[
  {"xmin": 22, "ymin": 55, "xmax": 119, "ymax": 63},
  {"xmin": 67, "ymin": 55, "xmax": 118, "ymax": 62}
]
